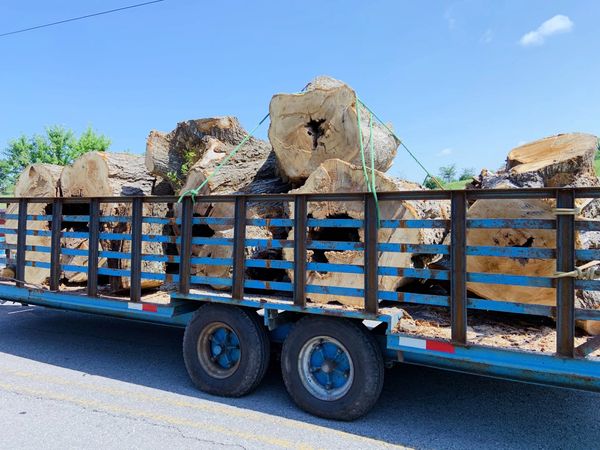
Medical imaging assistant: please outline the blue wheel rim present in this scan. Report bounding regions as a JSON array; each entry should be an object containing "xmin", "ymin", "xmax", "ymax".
[
  {"xmin": 197, "ymin": 322, "xmax": 241, "ymax": 378},
  {"xmin": 299, "ymin": 336, "xmax": 354, "ymax": 401}
]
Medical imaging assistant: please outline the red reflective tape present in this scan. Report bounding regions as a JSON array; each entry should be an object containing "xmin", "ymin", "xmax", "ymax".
[
  {"xmin": 425, "ymin": 340, "xmax": 455, "ymax": 354},
  {"xmin": 142, "ymin": 304, "xmax": 158, "ymax": 313}
]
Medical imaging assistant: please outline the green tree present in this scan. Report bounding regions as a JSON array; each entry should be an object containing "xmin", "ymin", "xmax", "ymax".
[
  {"xmin": 423, "ymin": 176, "xmax": 443, "ymax": 189},
  {"xmin": 438, "ymin": 164, "xmax": 457, "ymax": 183},
  {"xmin": 459, "ymin": 167, "xmax": 475, "ymax": 181},
  {"xmin": 0, "ymin": 126, "xmax": 110, "ymax": 192}
]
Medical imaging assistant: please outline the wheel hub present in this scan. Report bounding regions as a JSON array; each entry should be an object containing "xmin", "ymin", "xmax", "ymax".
[
  {"xmin": 198, "ymin": 322, "xmax": 241, "ymax": 378},
  {"xmin": 299, "ymin": 336, "xmax": 354, "ymax": 401}
]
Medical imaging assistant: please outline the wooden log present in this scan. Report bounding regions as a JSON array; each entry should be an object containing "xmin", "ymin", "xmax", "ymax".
[
  {"xmin": 506, "ymin": 133, "xmax": 598, "ymax": 186},
  {"xmin": 60, "ymin": 152, "xmax": 165, "ymax": 291},
  {"xmin": 146, "ymin": 117, "xmax": 254, "ymax": 190},
  {"xmin": 464, "ymin": 133, "xmax": 600, "ymax": 334},
  {"xmin": 5, "ymin": 164, "xmax": 62, "ymax": 285},
  {"xmin": 155, "ymin": 118, "xmax": 289, "ymax": 289},
  {"xmin": 282, "ymin": 159, "xmax": 449, "ymax": 306},
  {"xmin": 268, "ymin": 76, "xmax": 399, "ymax": 183}
]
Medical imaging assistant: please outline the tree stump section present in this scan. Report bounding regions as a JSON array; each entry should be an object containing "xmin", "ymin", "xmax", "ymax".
[
  {"xmin": 283, "ymin": 159, "xmax": 449, "ymax": 306},
  {"xmin": 268, "ymin": 76, "xmax": 399, "ymax": 183},
  {"xmin": 465, "ymin": 133, "xmax": 600, "ymax": 334},
  {"xmin": 5, "ymin": 164, "xmax": 62, "ymax": 285},
  {"xmin": 60, "ymin": 152, "xmax": 166, "ymax": 291}
]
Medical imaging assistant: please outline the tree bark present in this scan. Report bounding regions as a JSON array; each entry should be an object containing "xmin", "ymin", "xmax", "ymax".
[
  {"xmin": 60, "ymin": 152, "xmax": 165, "ymax": 291},
  {"xmin": 5, "ymin": 164, "xmax": 62, "ymax": 285},
  {"xmin": 268, "ymin": 76, "xmax": 399, "ymax": 183},
  {"xmin": 282, "ymin": 159, "xmax": 449, "ymax": 306}
]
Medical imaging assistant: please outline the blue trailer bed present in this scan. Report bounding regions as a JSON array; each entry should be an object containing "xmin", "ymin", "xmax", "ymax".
[{"xmin": 0, "ymin": 188, "xmax": 598, "ymax": 420}]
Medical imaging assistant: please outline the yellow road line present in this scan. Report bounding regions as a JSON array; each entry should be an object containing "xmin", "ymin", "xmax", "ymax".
[
  {"xmin": 0, "ymin": 381, "xmax": 310, "ymax": 449},
  {"xmin": 0, "ymin": 366, "xmax": 404, "ymax": 448}
]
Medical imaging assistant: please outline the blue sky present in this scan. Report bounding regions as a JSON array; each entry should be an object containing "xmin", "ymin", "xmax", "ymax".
[{"xmin": 0, "ymin": 0, "xmax": 598, "ymax": 182}]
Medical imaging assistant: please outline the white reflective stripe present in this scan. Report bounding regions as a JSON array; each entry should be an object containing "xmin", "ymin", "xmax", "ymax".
[
  {"xmin": 127, "ymin": 303, "xmax": 143, "ymax": 310},
  {"xmin": 397, "ymin": 336, "xmax": 427, "ymax": 349}
]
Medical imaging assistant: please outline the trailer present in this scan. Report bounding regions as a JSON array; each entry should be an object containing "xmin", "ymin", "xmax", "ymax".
[{"xmin": 0, "ymin": 188, "xmax": 598, "ymax": 420}]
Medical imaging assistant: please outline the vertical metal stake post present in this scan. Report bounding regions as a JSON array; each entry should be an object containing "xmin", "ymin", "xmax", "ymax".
[
  {"xmin": 49, "ymin": 198, "xmax": 63, "ymax": 291},
  {"xmin": 450, "ymin": 191, "xmax": 467, "ymax": 344},
  {"xmin": 129, "ymin": 197, "xmax": 143, "ymax": 303},
  {"xmin": 293, "ymin": 195, "xmax": 307, "ymax": 307},
  {"xmin": 87, "ymin": 199, "xmax": 100, "ymax": 297},
  {"xmin": 364, "ymin": 194, "xmax": 378, "ymax": 314},
  {"xmin": 178, "ymin": 196, "xmax": 193, "ymax": 295},
  {"xmin": 231, "ymin": 197, "xmax": 247, "ymax": 300},
  {"xmin": 556, "ymin": 189, "xmax": 575, "ymax": 357}
]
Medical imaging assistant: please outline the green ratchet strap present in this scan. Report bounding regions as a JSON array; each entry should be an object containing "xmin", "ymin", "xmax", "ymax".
[
  {"xmin": 357, "ymin": 99, "xmax": 445, "ymax": 190},
  {"xmin": 356, "ymin": 94, "xmax": 381, "ymax": 226},
  {"xmin": 177, "ymin": 112, "xmax": 271, "ymax": 203}
]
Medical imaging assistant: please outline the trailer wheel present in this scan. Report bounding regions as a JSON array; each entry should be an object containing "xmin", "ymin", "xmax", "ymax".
[
  {"xmin": 281, "ymin": 316, "xmax": 384, "ymax": 420},
  {"xmin": 183, "ymin": 304, "xmax": 270, "ymax": 397}
]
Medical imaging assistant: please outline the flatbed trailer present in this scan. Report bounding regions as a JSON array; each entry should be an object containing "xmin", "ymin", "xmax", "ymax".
[{"xmin": 0, "ymin": 188, "xmax": 598, "ymax": 420}]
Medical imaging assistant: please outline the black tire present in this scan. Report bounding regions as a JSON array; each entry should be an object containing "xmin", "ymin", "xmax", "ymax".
[
  {"xmin": 281, "ymin": 316, "xmax": 384, "ymax": 420},
  {"xmin": 183, "ymin": 304, "xmax": 270, "ymax": 397}
]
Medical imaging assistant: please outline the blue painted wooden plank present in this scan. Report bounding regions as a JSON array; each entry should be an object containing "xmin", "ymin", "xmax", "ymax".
[
  {"xmin": 306, "ymin": 284, "xmax": 364, "ymax": 297},
  {"xmin": 466, "ymin": 245, "xmax": 555, "ymax": 259},
  {"xmin": 576, "ymin": 249, "xmax": 600, "ymax": 260},
  {"xmin": 575, "ymin": 221, "xmax": 600, "ymax": 231},
  {"xmin": 467, "ymin": 272, "xmax": 554, "ymax": 288},
  {"xmin": 467, "ymin": 219, "xmax": 556, "ymax": 229},
  {"xmin": 379, "ymin": 219, "xmax": 449, "ymax": 229},
  {"xmin": 62, "ymin": 215, "xmax": 90, "ymax": 222},
  {"xmin": 467, "ymin": 298, "xmax": 555, "ymax": 316},
  {"xmin": 245, "ymin": 259, "xmax": 294, "ymax": 270},
  {"xmin": 243, "ymin": 280, "xmax": 294, "ymax": 291},
  {"xmin": 575, "ymin": 280, "xmax": 600, "ymax": 291},
  {"xmin": 191, "ymin": 237, "xmax": 233, "ymax": 246},
  {"xmin": 190, "ymin": 276, "xmax": 232, "ymax": 286},
  {"xmin": 378, "ymin": 290, "xmax": 450, "ymax": 306},
  {"xmin": 378, "ymin": 267, "xmax": 451, "ymax": 280},
  {"xmin": 378, "ymin": 243, "xmax": 449, "ymax": 254},
  {"xmin": 246, "ymin": 238, "xmax": 294, "ymax": 249}
]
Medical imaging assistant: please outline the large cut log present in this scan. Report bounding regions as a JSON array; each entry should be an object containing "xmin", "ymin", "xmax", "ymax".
[
  {"xmin": 146, "ymin": 117, "xmax": 252, "ymax": 189},
  {"xmin": 464, "ymin": 133, "xmax": 600, "ymax": 334},
  {"xmin": 282, "ymin": 159, "xmax": 449, "ymax": 306},
  {"xmin": 153, "ymin": 117, "xmax": 290, "ymax": 288},
  {"xmin": 268, "ymin": 76, "xmax": 400, "ymax": 183},
  {"xmin": 60, "ymin": 152, "xmax": 166, "ymax": 291},
  {"xmin": 506, "ymin": 133, "xmax": 598, "ymax": 186},
  {"xmin": 5, "ymin": 164, "xmax": 62, "ymax": 285}
]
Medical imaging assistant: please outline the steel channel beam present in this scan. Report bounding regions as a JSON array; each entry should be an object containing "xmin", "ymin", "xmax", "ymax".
[
  {"xmin": 450, "ymin": 191, "xmax": 468, "ymax": 344},
  {"xmin": 49, "ymin": 198, "xmax": 63, "ymax": 291},
  {"xmin": 15, "ymin": 199, "xmax": 28, "ymax": 287},
  {"xmin": 231, "ymin": 197, "xmax": 247, "ymax": 300},
  {"xmin": 293, "ymin": 195, "xmax": 307, "ymax": 307},
  {"xmin": 178, "ymin": 196, "xmax": 193, "ymax": 295},
  {"xmin": 129, "ymin": 197, "xmax": 143, "ymax": 303},
  {"xmin": 87, "ymin": 199, "xmax": 100, "ymax": 297},
  {"xmin": 364, "ymin": 194, "xmax": 378, "ymax": 314},
  {"xmin": 556, "ymin": 189, "xmax": 575, "ymax": 357}
]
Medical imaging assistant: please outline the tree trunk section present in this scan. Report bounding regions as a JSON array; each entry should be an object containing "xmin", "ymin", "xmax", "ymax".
[
  {"xmin": 60, "ymin": 152, "xmax": 165, "ymax": 291},
  {"xmin": 5, "ymin": 164, "xmax": 62, "ymax": 285},
  {"xmin": 282, "ymin": 159, "xmax": 449, "ymax": 306},
  {"xmin": 465, "ymin": 133, "xmax": 600, "ymax": 334},
  {"xmin": 268, "ymin": 76, "xmax": 399, "ymax": 183}
]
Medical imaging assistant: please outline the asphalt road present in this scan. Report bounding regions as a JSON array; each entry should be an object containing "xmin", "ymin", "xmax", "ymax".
[{"xmin": 0, "ymin": 302, "xmax": 598, "ymax": 450}]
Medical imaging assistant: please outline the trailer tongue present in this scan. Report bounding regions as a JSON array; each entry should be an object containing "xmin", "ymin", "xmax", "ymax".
[{"xmin": 0, "ymin": 188, "xmax": 598, "ymax": 420}]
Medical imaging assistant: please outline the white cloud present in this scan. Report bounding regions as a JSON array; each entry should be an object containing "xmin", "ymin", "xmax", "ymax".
[
  {"xmin": 437, "ymin": 148, "xmax": 453, "ymax": 156},
  {"xmin": 520, "ymin": 14, "xmax": 573, "ymax": 47},
  {"xmin": 480, "ymin": 29, "xmax": 493, "ymax": 44}
]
